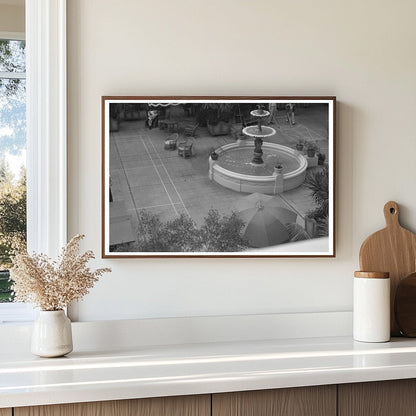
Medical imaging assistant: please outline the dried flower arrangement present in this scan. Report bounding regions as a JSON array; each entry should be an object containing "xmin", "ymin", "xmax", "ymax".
[{"xmin": 10, "ymin": 234, "xmax": 111, "ymax": 311}]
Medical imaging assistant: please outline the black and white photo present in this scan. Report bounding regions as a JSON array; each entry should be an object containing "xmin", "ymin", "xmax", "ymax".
[{"xmin": 102, "ymin": 97, "xmax": 335, "ymax": 257}]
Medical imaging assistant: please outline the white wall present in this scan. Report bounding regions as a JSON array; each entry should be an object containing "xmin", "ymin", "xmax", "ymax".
[
  {"xmin": 67, "ymin": 0, "xmax": 416, "ymax": 322},
  {"xmin": 0, "ymin": 3, "xmax": 24, "ymax": 33}
]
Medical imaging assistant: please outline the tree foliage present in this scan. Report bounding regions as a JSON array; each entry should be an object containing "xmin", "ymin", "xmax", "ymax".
[
  {"xmin": 316, "ymin": 215, "xmax": 329, "ymax": 238},
  {"xmin": 115, "ymin": 209, "xmax": 248, "ymax": 253},
  {"xmin": 0, "ymin": 162, "xmax": 26, "ymax": 269},
  {"xmin": 0, "ymin": 270, "xmax": 12, "ymax": 303},
  {"xmin": 0, "ymin": 39, "xmax": 25, "ymax": 73},
  {"xmin": 134, "ymin": 212, "xmax": 202, "ymax": 252},
  {"xmin": 200, "ymin": 209, "xmax": 247, "ymax": 252},
  {"xmin": 196, "ymin": 103, "xmax": 237, "ymax": 125},
  {"xmin": 304, "ymin": 165, "xmax": 329, "ymax": 237}
]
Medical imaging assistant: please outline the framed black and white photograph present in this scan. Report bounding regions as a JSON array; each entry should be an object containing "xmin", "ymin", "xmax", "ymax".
[{"xmin": 102, "ymin": 96, "xmax": 336, "ymax": 258}]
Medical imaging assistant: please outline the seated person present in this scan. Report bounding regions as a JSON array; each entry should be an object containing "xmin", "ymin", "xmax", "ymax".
[{"xmin": 146, "ymin": 109, "xmax": 159, "ymax": 129}]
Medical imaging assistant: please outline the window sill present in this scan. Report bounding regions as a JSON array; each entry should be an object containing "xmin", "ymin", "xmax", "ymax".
[{"xmin": 0, "ymin": 303, "xmax": 36, "ymax": 324}]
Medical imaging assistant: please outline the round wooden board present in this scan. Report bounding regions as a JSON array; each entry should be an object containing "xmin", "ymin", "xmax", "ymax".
[{"xmin": 395, "ymin": 272, "xmax": 416, "ymax": 337}]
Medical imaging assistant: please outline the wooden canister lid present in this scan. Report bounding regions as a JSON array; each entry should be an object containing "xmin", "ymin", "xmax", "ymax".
[{"xmin": 354, "ymin": 271, "xmax": 390, "ymax": 279}]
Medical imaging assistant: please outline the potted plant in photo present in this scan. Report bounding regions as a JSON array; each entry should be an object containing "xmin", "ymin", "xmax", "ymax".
[
  {"xmin": 317, "ymin": 152, "xmax": 326, "ymax": 165},
  {"xmin": 109, "ymin": 103, "xmax": 122, "ymax": 132},
  {"xmin": 295, "ymin": 140, "xmax": 305, "ymax": 151},
  {"xmin": 10, "ymin": 234, "xmax": 111, "ymax": 357},
  {"xmin": 305, "ymin": 141, "xmax": 319, "ymax": 157},
  {"xmin": 210, "ymin": 147, "xmax": 219, "ymax": 160},
  {"xmin": 274, "ymin": 164, "xmax": 284, "ymax": 174},
  {"xmin": 199, "ymin": 103, "xmax": 236, "ymax": 136}
]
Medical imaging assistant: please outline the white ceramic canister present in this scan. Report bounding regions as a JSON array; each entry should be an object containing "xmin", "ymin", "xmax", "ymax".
[{"xmin": 353, "ymin": 271, "xmax": 390, "ymax": 343}]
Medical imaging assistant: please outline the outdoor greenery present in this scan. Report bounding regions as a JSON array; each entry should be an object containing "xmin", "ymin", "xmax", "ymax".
[
  {"xmin": 0, "ymin": 163, "xmax": 26, "ymax": 302},
  {"xmin": 305, "ymin": 165, "xmax": 329, "ymax": 237},
  {"xmin": 196, "ymin": 103, "xmax": 237, "ymax": 126},
  {"xmin": 0, "ymin": 39, "xmax": 25, "ymax": 72},
  {"xmin": 0, "ymin": 39, "xmax": 27, "ymax": 302},
  {"xmin": 0, "ymin": 163, "xmax": 26, "ymax": 266},
  {"xmin": 316, "ymin": 214, "xmax": 329, "ymax": 237},
  {"xmin": 0, "ymin": 270, "xmax": 12, "ymax": 302},
  {"xmin": 195, "ymin": 103, "xmax": 264, "ymax": 126},
  {"xmin": 114, "ymin": 209, "xmax": 248, "ymax": 252},
  {"xmin": 135, "ymin": 211, "xmax": 201, "ymax": 252},
  {"xmin": 200, "ymin": 209, "xmax": 247, "ymax": 252}
]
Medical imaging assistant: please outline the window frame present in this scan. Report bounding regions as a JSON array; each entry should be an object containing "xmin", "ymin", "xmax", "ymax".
[
  {"xmin": 0, "ymin": 0, "xmax": 67, "ymax": 323},
  {"xmin": 26, "ymin": 0, "xmax": 67, "ymax": 257}
]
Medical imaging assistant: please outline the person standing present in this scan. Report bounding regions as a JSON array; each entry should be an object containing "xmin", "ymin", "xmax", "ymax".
[
  {"xmin": 285, "ymin": 103, "xmax": 296, "ymax": 126},
  {"xmin": 268, "ymin": 102, "xmax": 277, "ymax": 125}
]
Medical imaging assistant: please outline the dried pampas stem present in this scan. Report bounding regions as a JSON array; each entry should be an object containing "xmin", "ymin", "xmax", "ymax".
[{"xmin": 10, "ymin": 234, "xmax": 111, "ymax": 310}]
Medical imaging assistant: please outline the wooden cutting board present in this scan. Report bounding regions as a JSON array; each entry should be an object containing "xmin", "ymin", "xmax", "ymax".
[{"xmin": 359, "ymin": 201, "xmax": 416, "ymax": 336}]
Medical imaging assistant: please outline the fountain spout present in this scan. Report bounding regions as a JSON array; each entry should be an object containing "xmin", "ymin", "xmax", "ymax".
[{"xmin": 244, "ymin": 105, "xmax": 275, "ymax": 165}]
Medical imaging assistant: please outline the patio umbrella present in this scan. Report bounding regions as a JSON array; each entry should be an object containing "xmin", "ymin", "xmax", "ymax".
[{"xmin": 234, "ymin": 193, "xmax": 297, "ymax": 248}]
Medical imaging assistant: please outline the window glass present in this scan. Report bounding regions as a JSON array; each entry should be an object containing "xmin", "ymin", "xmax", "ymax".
[
  {"xmin": 0, "ymin": 39, "xmax": 26, "ymax": 73},
  {"xmin": 0, "ymin": 39, "xmax": 26, "ymax": 303}
]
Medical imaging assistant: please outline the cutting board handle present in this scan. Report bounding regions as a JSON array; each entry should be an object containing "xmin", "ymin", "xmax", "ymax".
[{"xmin": 384, "ymin": 201, "xmax": 400, "ymax": 228}]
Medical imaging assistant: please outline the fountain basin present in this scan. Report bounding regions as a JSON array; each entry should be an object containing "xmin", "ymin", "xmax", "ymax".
[
  {"xmin": 209, "ymin": 142, "xmax": 307, "ymax": 195},
  {"xmin": 250, "ymin": 109, "xmax": 270, "ymax": 118},
  {"xmin": 242, "ymin": 125, "xmax": 276, "ymax": 138}
]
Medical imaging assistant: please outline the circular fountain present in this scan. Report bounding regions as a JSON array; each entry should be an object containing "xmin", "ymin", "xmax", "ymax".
[{"xmin": 209, "ymin": 105, "xmax": 308, "ymax": 195}]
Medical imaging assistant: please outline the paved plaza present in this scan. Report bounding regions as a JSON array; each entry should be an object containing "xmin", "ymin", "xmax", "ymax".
[{"xmin": 109, "ymin": 105, "xmax": 329, "ymax": 249}]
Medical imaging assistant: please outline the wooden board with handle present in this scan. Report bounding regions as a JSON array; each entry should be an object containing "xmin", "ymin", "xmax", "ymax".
[{"xmin": 359, "ymin": 201, "xmax": 416, "ymax": 336}]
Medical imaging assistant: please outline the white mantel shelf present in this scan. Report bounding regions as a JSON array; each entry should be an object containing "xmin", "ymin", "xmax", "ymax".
[{"xmin": 2, "ymin": 335, "xmax": 416, "ymax": 409}]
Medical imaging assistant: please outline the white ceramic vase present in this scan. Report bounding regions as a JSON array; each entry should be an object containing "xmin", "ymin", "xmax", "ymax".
[{"xmin": 31, "ymin": 310, "xmax": 73, "ymax": 357}]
